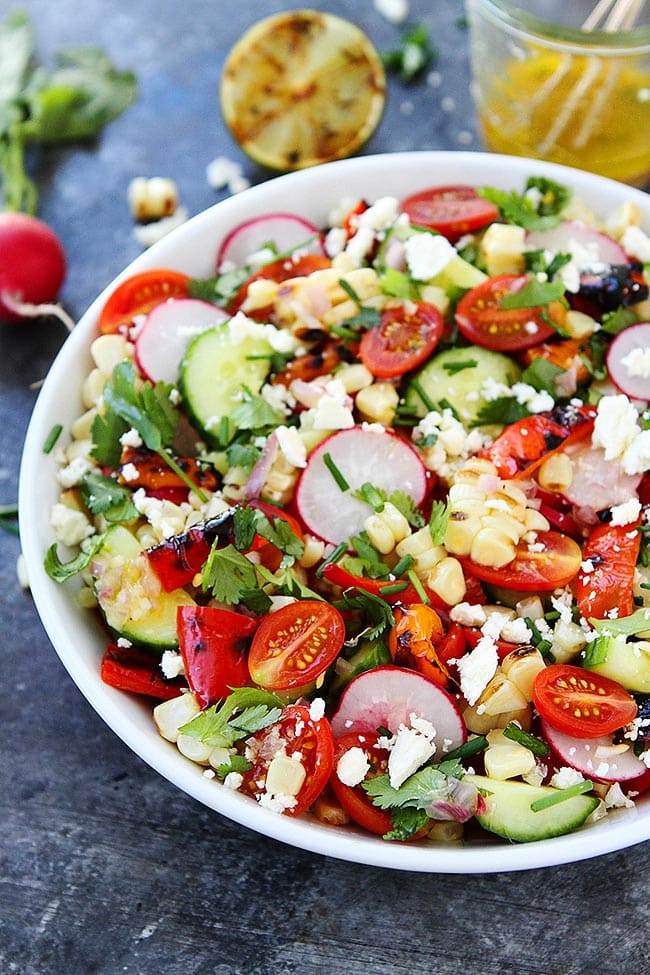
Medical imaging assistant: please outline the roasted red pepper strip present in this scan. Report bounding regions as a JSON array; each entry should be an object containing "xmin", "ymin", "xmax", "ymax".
[
  {"xmin": 479, "ymin": 410, "xmax": 595, "ymax": 480},
  {"xmin": 118, "ymin": 446, "xmax": 220, "ymax": 493},
  {"xmin": 177, "ymin": 606, "xmax": 258, "ymax": 708},
  {"xmin": 576, "ymin": 520, "xmax": 641, "ymax": 621},
  {"xmin": 100, "ymin": 643, "xmax": 183, "ymax": 700}
]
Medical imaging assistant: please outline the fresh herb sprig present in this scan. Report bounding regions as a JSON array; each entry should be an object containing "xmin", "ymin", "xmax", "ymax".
[{"xmin": 178, "ymin": 687, "xmax": 284, "ymax": 747}]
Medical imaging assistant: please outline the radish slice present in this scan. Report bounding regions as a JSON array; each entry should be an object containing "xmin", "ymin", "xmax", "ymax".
[
  {"xmin": 606, "ymin": 322, "xmax": 650, "ymax": 402},
  {"xmin": 135, "ymin": 298, "xmax": 229, "ymax": 384},
  {"xmin": 294, "ymin": 427, "xmax": 427, "ymax": 546},
  {"xmin": 331, "ymin": 665, "xmax": 466, "ymax": 753},
  {"xmin": 542, "ymin": 720, "xmax": 649, "ymax": 783},
  {"xmin": 526, "ymin": 220, "xmax": 627, "ymax": 268},
  {"xmin": 216, "ymin": 213, "xmax": 325, "ymax": 271}
]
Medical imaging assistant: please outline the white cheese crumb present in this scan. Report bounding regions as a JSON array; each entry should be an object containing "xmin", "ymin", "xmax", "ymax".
[
  {"xmin": 592, "ymin": 394, "xmax": 640, "ymax": 462},
  {"xmin": 274, "ymin": 425, "xmax": 307, "ymax": 469},
  {"xmin": 450, "ymin": 602, "xmax": 487, "ymax": 628},
  {"xmin": 223, "ymin": 771, "xmax": 244, "ymax": 791},
  {"xmin": 452, "ymin": 636, "xmax": 498, "ymax": 706},
  {"xmin": 373, "ymin": 0, "xmax": 409, "ymax": 23},
  {"xmin": 621, "ymin": 346, "xmax": 650, "ymax": 380},
  {"xmin": 133, "ymin": 207, "xmax": 189, "ymax": 248},
  {"xmin": 550, "ymin": 766, "xmax": 585, "ymax": 789},
  {"xmin": 120, "ymin": 427, "xmax": 144, "ymax": 448},
  {"xmin": 405, "ymin": 232, "xmax": 456, "ymax": 281},
  {"xmin": 336, "ymin": 746, "xmax": 371, "ymax": 787},
  {"xmin": 120, "ymin": 462, "xmax": 139, "ymax": 483},
  {"xmin": 387, "ymin": 725, "xmax": 436, "ymax": 789},
  {"xmin": 116, "ymin": 637, "xmax": 133, "ymax": 649},
  {"xmin": 309, "ymin": 697, "xmax": 326, "ymax": 722},
  {"xmin": 499, "ymin": 617, "xmax": 533, "ymax": 645},
  {"xmin": 160, "ymin": 650, "xmax": 185, "ymax": 679},
  {"xmin": 604, "ymin": 782, "xmax": 635, "ymax": 809},
  {"xmin": 610, "ymin": 497, "xmax": 642, "ymax": 527}
]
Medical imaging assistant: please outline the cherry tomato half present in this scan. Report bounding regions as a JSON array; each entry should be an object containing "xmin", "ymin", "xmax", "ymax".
[
  {"xmin": 459, "ymin": 530, "xmax": 582, "ymax": 592},
  {"xmin": 177, "ymin": 605, "xmax": 258, "ymax": 708},
  {"xmin": 576, "ymin": 521, "xmax": 641, "ymax": 621},
  {"xmin": 455, "ymin": 274, "xmax": 564, "ymax": 352},
  {"xmin": 241, "ymin": 704, "xmax": 334, "ymax": 816},
  {"xmin": 359, "ymin": 301, "xmax": 444, "ymax": 378},
  {"xmin": 329, "ymin": 732, "xmax": 394, "ymax": 835},
  {"xmin": 98, "ymin": 269, "xmax": 190, "ymax": 334},
  {"xmin": 400, "ymin": 186, "xmax": 498, "ymax": 243},
  {"xmin": 248, "ymin": 599, "xmax": 346, "ymax": 691},
  {"xmin": 533, "ymin": 664, "xmax": 637, "ymax": 739}
]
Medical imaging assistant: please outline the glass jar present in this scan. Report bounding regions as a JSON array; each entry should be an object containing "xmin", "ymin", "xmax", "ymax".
[{"xmin": 465, "ymin": 0, "xmax": 650, "ymax": 185}]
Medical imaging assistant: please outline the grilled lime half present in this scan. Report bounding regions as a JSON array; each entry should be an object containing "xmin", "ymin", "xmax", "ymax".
[{"xmin": 220, "ymin": 10, "xmax": 386, "ymax": 171}]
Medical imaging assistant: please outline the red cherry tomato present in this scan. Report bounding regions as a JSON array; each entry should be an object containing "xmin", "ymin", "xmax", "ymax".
[
  {"xmin": 455, "ymin": 274, "xmax": 564, "ymax": 351},
  {"xmin": 359, "ymin": 302, "xmax": 444, "ymax": 378},
  {"xmin": 400, "ymin": 185, "xmax": 499, "ymax": 242},
  {"xmin": 329, "ymin": 732, "xmax": 394, "ymax": 835},
  {"xmin": 533, "ymin": 664, "xmax": 637, "ymax": 739},
  {"xmin": 240, "ymin": 704, "xmax": 334, "ymax": 816},
  {"xmin": 459, "ymin": 530, "xmax": 582, "ymax": 592},
  {"xmin": 576, "ymin": 521, "xmax": 641, "ymax": 621},
  {"xmin": 228, "ymin": 252, "xmax": 331, "ymax": 315},
  {"xmin": 98, "ymin": 269, "xmax": 190, "ymax": 334},
  {"xmin": 177, "ymin": 606, "xmax": 258, "ymax": 708},
  {"xmin": 248, "ymin": 599, "xmax": 346, "ymax": 691}
]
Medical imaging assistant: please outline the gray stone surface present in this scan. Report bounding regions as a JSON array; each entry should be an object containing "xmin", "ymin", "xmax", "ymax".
[{"xmin": 1, "ymin": 1, "xmax": 648, "ymax": 973}]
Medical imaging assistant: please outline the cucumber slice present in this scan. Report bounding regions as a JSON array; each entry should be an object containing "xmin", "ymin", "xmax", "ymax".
[
  {"xmin": 92, "ymin": 525, "xmax": 195, "ymax": 649},
  {"xmin": 431, "ymin": 254, "xmax": 488, "ymax": 291},
  {"xmin": 584, "ymin": 634, "xmax": 650, "ymax": 693},
  {"xmin": 179, "ymin": 323, "xmax": 272, "ymax": 447},
  {"xmin": 466, "ymin": 773, "xmax": 599, "ymax": 842},
  {"xmin": 405, "ymin": 345, "xmax": 520, "ymax": 425}
]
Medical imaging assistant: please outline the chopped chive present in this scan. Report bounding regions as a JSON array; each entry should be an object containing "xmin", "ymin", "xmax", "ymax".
[
  {"xmin": 376, "ymin": 725, "xmax": 392, "ymax": 738},
  {"xmin": 322, "ymin": 452, "xmax": 350, "ymax": 492},
  {"xmin": 315, "ymin": 541, "xmax": 347, "ymax": 579},
  {"xmin": 544, "ymin": 610, "xmax": 560, "ymax": 622},
  {"xmin": 530, "ymin": 780, "xmax": 593, "ymax": 812},
  {"xmin": 329, "ymin": 323, "xmax": 362, "ymax": 342},
  {"xmin": 438, "ymin": 398, "xmax": 460, "ymax": 420},
  {"xmin": 407, "ymin": 568, "xmax": 430, "ymax": 605},
  {"xmin": 338, "ymin": 278, "xmax": 362, "ymax": 306},
  {"xmin": 410, "ymin": 379, "xmax": 436, "ymax": 413},
  {"xmin": 378, "ymin": 581, "xmax": 409, "ymax": 596},
  {"xmin": 390, "ymin": 554, "xmax": 414, "ymax": 578},
  {"xmin": 537, "ymin": 640, "xmax": 555, "ymax": 661},
  {"xmin": 43, "ymin": 423, "xmax": 63, "ymax": 454},
  {"xmin": 444, "ymin": 735, "xmax": 488, "ymax": 763},
  {"xmin": 640, "ymin": 546, "xmax": 649, "ymax": 568},
  {"xmin": 503, "ymin": 722, "xmax": 549, "ymax": 757},
  {"xmin": 640, "ymin": 583, "xmax": 650, "ymax": 591},
  {"xmin": 442, "ymin": 359, "xmax": 478, "ymax": 376}
]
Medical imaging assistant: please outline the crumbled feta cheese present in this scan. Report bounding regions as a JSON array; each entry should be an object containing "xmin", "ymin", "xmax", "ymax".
[
  {"xmin": 309, "ymin": 697, "xmax": 326, "ymax": 722},
  {"xmin": 309, "ymin": 379, "xmax": 355, "ymax": 430},
  {"xmin": 120, "ymin": 427, "xmax": 144, "ymax": 448},
  {"xmin": 223, "ymin": 771, "xmax": 244, "ymax": 791},
  {"xmin": 604, "ymin": 782, "xmax": 635, "ymax": 809},
  {"xmin": 592, "ymin": 394, "xmax": 640, "ymax": 462},
  {"xmin": 257, "ymin": 792, "xmax": 298, "ymax": 813},
  {"xmin": 413, "ymin": 409, "xmax": 491, "ymax": 481},
  {"xmin": 336, "ymin": 746, "xmax": 371, "ymax": 787},
  {"xmin": 260, "ymin": 382, "xmax": 295, "ymax": 416},
  {"xmin": 356, "ymin": 196, "xmax": 399, "ymax": 232},
  {"xmin": 120, "ymin": 462, "xmax": 139, "ymax": 483},
  {"xmin": 324, "ymin": 226, "xmax": 347, "ymax": 258},
  {"xmin": 227, "ymin": 311, "xmax": 298, "ymax": 353},
  {"xmin": 550, "ymin": 766, "xmax": 585, "ymax": 790},
  {"xmin": 453, "ymin": 635, "xmax": 498, "ymax": 706},
  {"xmin": 50, "ymin": 503, "xmax": 95, "ymax": 546},
  {"xmin": 450, "ymin": 602, "xmax": 487, "ymax": 628},
  {"xmin": 133, "ymin": 207, "xmax": 189, "ymax": 248},
  {"xmin": 275, "ymin": 425, "xmax": 307, "ymax": 468},
  {"xmin": 387, "ymin": 725, "xmax": 436, "ymax": 789},
  {"xmin": 405, "ymin": 232, "xmax": 456, "ymax": 281},
  {"xmin": 344, "ymin": 226, "xmax": 376, "ymax": 265},
  {"xmin": 621, "ymin": 346, "xmax": 650, "ymax": 380},
  {"xmin": 500, "ymin": 617, "xmax": 533, "ymax": 644},
  {"xmin": 160, "ymin": 650, "xmax": 185, "ymax": 679},
  {"xmin": 117, "ymin": 637, "xmax": 132, "ymax": 649},
  {"xmin": 621, "ymin": 225, "xmax": 650, "ymax": 263},
  {"xmin": 622, "ymin": 430, "xmax": 650, "ymax": 476},
  {"xmin": 206, "ymin": 156, "xmax": 250, "ymax": 197},
  {"xmin": 374, "ymin": 0, "xmax": 409, "ymax": 24},
  {"xmin": 481, "ymin": 378, "xmax": 554, "ymax": 414},
  {"xmin": 610, "ymin": 497, "xmax": 642, "ymax": 527},
  {"xmin": 56, "ymin": 455, "xmax": 95, "ymax": 488}
]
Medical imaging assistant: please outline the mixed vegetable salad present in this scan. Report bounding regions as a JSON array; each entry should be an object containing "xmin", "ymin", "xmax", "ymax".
[{"xmin": 45, "ymin": 176, "xmax": 650, "ymax": 845}]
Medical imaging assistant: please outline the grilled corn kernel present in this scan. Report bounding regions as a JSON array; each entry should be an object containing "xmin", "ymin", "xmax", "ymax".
[
  {"xmin": 176, "ymin": 733, "xmax": 213, "ymax": 765},
  {"xmin": 480, "ymin": 223, "xmax": 527, "ymax": 275},
  {"xmin": 522, "ymin": 508, "xmax": 551, "ymax": 533},
  {"xmin": 501, "ymin": 646, "xmax": 546, "ymax": 702},
  {"xmin": 90, "ymin": 334, "xmax": 130, "ymax": 372},
  {"xmin": 470, "ymin": 527, "xmax": 516, "ymax": 568},
  {"xmin": 128, "ymin": 176, "xmax": 178, "ymax": 221},
  {"xmin": 265, "ymin": 754, "xmax": 307, "ymax": 797},
  {"xmin": 485, "ymin": 510, "xmax": 525, "ymax": 545},
  {"xmin": 424, "ymin": 556, "xmax": 466, "ymax": 606},
  {"xmin": 447, "ymin": 482, "xmax": 487, "ymax": 503},
  {"xmin": 336, "ymin": 362, "xmax": 374, "ymax": 393},
  {"xmin": 355, "ymin": 382, "xmax": 399, "ymax": 426},
  {"xmin": 444, "ymin": 513, "xmax": 484, "ymax": 557},
  {"xmin": 243, "ymin": 278, "xmax": 280, "ymax": 312},
  {"xmin": 71, "ymin": 408, "xmax": 97, "ymax": 442},
  {"xmin": 82, "ymin": 367, "xmax": 108, "ymax": 408},
  {"xmin": 364, "ymin": 514, "xmax": 395, "ymax": 554},
  {"xmin": 312, "ymin": 792, "xmax": 350, "ymax": 826},
  {"xmin": 376, "ymin": 502, "xmax": 411, "ymax": 544},
  {"xmin": 153, "ymin": 693, "xmax": 200, "ymax": 743},
  {"xmin": 222, "ymin": 465, "xmax": 248, "ymax": 502},
  {"xmin": 515, "ymin": 595, "xmax": 545, "ymax": 621},
  {"xmin": 395, "ymin": 527, "xmax": 437, "ymax": 559},
  {"xmin": 463, "ymin": 703, "xmax": 532, "ymax": 735},
  {"xmin": 551, "ymin": 619, "xmax": 587, "ymax": 663},
  {"xmin": 452, "ymin": 457, "xmax": 499, "ymax": 483},
  {"xmin": 564, "ymin": 310, "xmax": 598, "ymax": 339},
  {"xmin": 537, "ymin": 452, "xmax": 574, "ymax": 494},
  {"xmin": 484, "ymin": 741, "xmax": 537, "ymax": 780},
  {"xmin": 263, "ymin": 454, "xmax": 301, "ymax": 506},
  {"xmin": 300, "ymin": 534, "xmax": 326, "ymax": 569},
  {"xmin": 478, "ymin": 673, "xmax": 529, "ymax": 716}
]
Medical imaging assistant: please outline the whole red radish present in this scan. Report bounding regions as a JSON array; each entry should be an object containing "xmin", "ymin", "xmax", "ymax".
[{"xmin": 0, "ymin": 212, "xmax": 69, "ymax": 325}]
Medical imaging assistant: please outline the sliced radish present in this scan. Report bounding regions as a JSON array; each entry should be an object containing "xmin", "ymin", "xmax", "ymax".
[
  {"xmin": 216, "ymin": 213, "xmax": 325, "ymax": 271},
  {"xmin": 135, "ymin": 298, "xmax": 229, "ymax": 384},
  {"xmin": 331, "ymin": 665, "xmax": 466, "ymax": 756},
  {"xmin": 294, "ymin": 427, "xmax": 427, "ymax": 546},
  {"xmin": 542, "ymin": 719, "xmax": 649, "ymax": 783},
  {"xmin": 526, "ymin": 220, "xmax": 627, "ymax": 268},
  {"xmin": 606, "ymin": 322, "xmax": 650, "ymax": 402}
]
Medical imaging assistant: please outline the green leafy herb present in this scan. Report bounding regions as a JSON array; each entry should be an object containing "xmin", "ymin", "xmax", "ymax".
[
  {"xmin": 363, "ymin": 762, "xmax": 464, "ymax": 810},
  {"xmin": 520, "ymin": 357, "xmax": 565, "ymax": 394},
  {"xmin": 79, "ymin": 471, "xmax": 138, "ymax": 523},
  {"xmin": 479, "ymin": 177, "xmax": 571, "ymax": 232},
  {"xmin": 337, "ymin": 279, "xmax": 382, "ymax": 332},
  {"xmin": 524, "ymin": 249, "xmax": 571, "ymax": 279},
  {"xmin": 215, "ymin": 754, "xmax": 253, "ymax": 781},
  {"xmin": 442, "ymin": 359, "xmax": 478, "ymax": 376},
  {"xmin": 409, "ymin": 378, "xmax": 436, "ymax": 413},
  {"xmin": 334, "ymin": 587, "xmax": 395, "ymax": 643},
  {"xmin": 380, "ymin": 267, "xmax": 417, "ymax": 300},
  {"xmin": 226, "ymin": 442, "xmax": 261, "ymax": 474},
  {"xmin": 601, "ymin": 306, "xmax": 638, "ymax": 336},
  {"xmin": 256, "ymin": 564, "xmax": 324, "ymax": 602},
  {"xmin": 188, "ymin": 268, "xmax": 250, "ymax": 307},
  {"xmin": 0, "ymin": 9, "xmax": 136, "ymax": 213},
  {"xmin": 499, "ymin": 278, "xmax": 566, "ymax": 311},
  {"xmin": 590, "ymin": 608, "xmax": 650, "ymax": 638},
  {"xmin": 236, "ymin": 505, "xmax": 304, "ymax": 568},
  {"xmin": 582, "ymin": 635, "xmax": 612, "ymax": 668},
  {"xmin": 503, "ymin": 722, "xmax": 549, "ymax": 757},
  {"xmin": 43, "ymin": 423, "xmax": 63, "ymax": 454},
  {"xmin": 0, "ymin": 503, "xmax": 19, "ymax": 536},
  {"xmin": 530, "ymin": 779, "xmax": 593, "ymax": 812},
  {"xmin": 384, "ymin": 806, "xmax": 430, "ymax": 841},
  {"xmin": 179, "ymin": 687, "xmax": 284, "ymax": 747},
  {"xmin": 230, "ymin": 388, "xmax": 284, "ymax": 432},
  {"xmin": 353, "ymin": 481, "xmax": 386, "ymax": 512},
  {"xmin": 443, "ymin": 736, "xmax": 488, "ymax": 763},
  {"xmin": 406, "ymin": 568, "xmax": 429, "ymax": 605},
  {"xmin": 388, "ymin": 489, "xmax": 426, "ymax": 529},
  {"xmin": 350, "ymin": 532, "xmax": 391, "ymax": 580},
  {"xmin": 44, "ymin": 532, "xmax": 105, "ymax": 582},
  {"xmin": 429, "ymin": 500, "xmax": 451, "ymax": 545},
  {"xmin": 382, "ymin": 24, "xmax": 436, "ymax": 84},
  {"xmin": 322, "ymin": 451, "xmax": 350, "ymax": 492},
  {"xmin": 92, "ymin": 361, "xmax": 206, "ymax": 499},
  {"xmin": 472, "ymin": 396, "xmax": 531, "ymax": 427},
  {"xmin": 202, "ymin": 542, "xmax": 259, "ymax": 605}
]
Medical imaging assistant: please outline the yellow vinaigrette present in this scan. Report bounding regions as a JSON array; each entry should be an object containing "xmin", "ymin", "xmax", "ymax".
[{"xmin": 478, "ymin": 52, "xmax": 650, "ymax": 186}]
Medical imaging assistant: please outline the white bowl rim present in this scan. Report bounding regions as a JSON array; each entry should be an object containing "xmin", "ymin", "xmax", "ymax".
[{"xmin": 19, "ymin": 149, "xmax": 650, "ymax": 873}]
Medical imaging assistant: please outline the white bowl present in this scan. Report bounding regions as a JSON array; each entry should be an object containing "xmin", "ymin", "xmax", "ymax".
[{"xmin": 20, "ymin": 151, "xmax": 650, "ymax": 873}]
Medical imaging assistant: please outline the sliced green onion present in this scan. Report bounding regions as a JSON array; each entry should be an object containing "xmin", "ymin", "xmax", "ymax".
[
  {"xmin": 315, "ymin": 541, "xmax": 347, "ymax": 579},
  {"xmin": 444, "ymin": 735, "xmax": 488, "ymax": 763},
  {"xmin": 43, "ymin": 423, "xmax": 63, "ymax": 454},
  {"xmin": 406, "ymin": 568, "xmax": 429, "ymax": 605},
  {"xmin": 410, "ymin": 379, "xmax": 436, "ymax": 413},
  {"xmin": 322, "ymin": 452, "xmax": 350, "ymax": 492},
  {"xmin": 378, "ymin": 581, "xmax": 409, "ymax": 596},
  {"xmin": 503, "ymin": 722, "xmax": 549, "ymax": 757},
  {"xmin": 390, "ymin": 553, "xmax": 414, "ymax": 578},
  {"xmin": 530, "ymin": 780, "xmax": 593, "ymax": 813}
]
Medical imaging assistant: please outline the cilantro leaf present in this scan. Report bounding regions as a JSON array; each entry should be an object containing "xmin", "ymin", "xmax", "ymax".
[
  {"xmin": 384, "ymin": 806, "xmax": 430, "ymax": 842},
  {"xmin": 179, "ymin": 687, "xmax": 284, "ymax": 747},
  {"xmin": 472, "ymin": 397, "xmax": 531, "ymax": 427},
  {"xmin": 479, "ymin": 178, "xmax": 570, "ymax": 232},
  {"xmin": 79, "ymin": 471, "xmax": 138, "ymax": 523},
  {"xmin": 601, "ymin": 306, "xmax": 639, "ymax": 336},
  {"xmin": 232, "ymin": 506, "xmax": 258, "ymax": 551},
  {"xmin": 256, "ymin": 564, "xmax": 325, "ymax": 601},
  {"xmin": 215, "ymin": 754, "xmax": 253, "ymax": 781},
  {"xmin": 388, "ymin": 490, "xmax": 426, "ymax": 529},
  {"xmin": 91, "ymin": 408, "xmax": 129, "ymax": 467},
  {"xmin": 188, "ymin": 268, "xmax": 250, "ymax": 306},
  {"xmin": 233, "ymin": 505, "xmax": 304, "ymax": 568},
  {"xmin": 334, "ymin": 587, "xmax": 395, "ymax": 643},
  {"xmin": 524, "ymin": 176, "xmax": 572, "ymax": 217},
  {"xmin": 589, "ymin": 608, "xmax": 650, "ymax": 638},
  {"xmin": 382, "ymin": 24, "xmax": 436, "ymax": 84},
  {"xmin": 499, "ymin": 278, "xmax": 566, "ymax": 310},
  {"xmin": 520, "ymin": 357, "xmax": 565, "ymax": 395},
  {"xmin": 226, "ymin": 442, "xmax": 261, "ymax": 474},
  {"xmin": 230, "ymin": 389, "xmax": 284, "ymax": 432},
  {"xmin": 429, "ymin": 500, "xmax": 451, "ymax": 545},
  {"xmin": 363, "ymin": 765, "xmax": 460, "ymax": 810},
  {"xmin": 44, "ymin": 532, "xmax": 105, "ymax": 583},
  {"xmin": 202, "ymin": 542, "xmax": 259, "ymax": 605}
]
